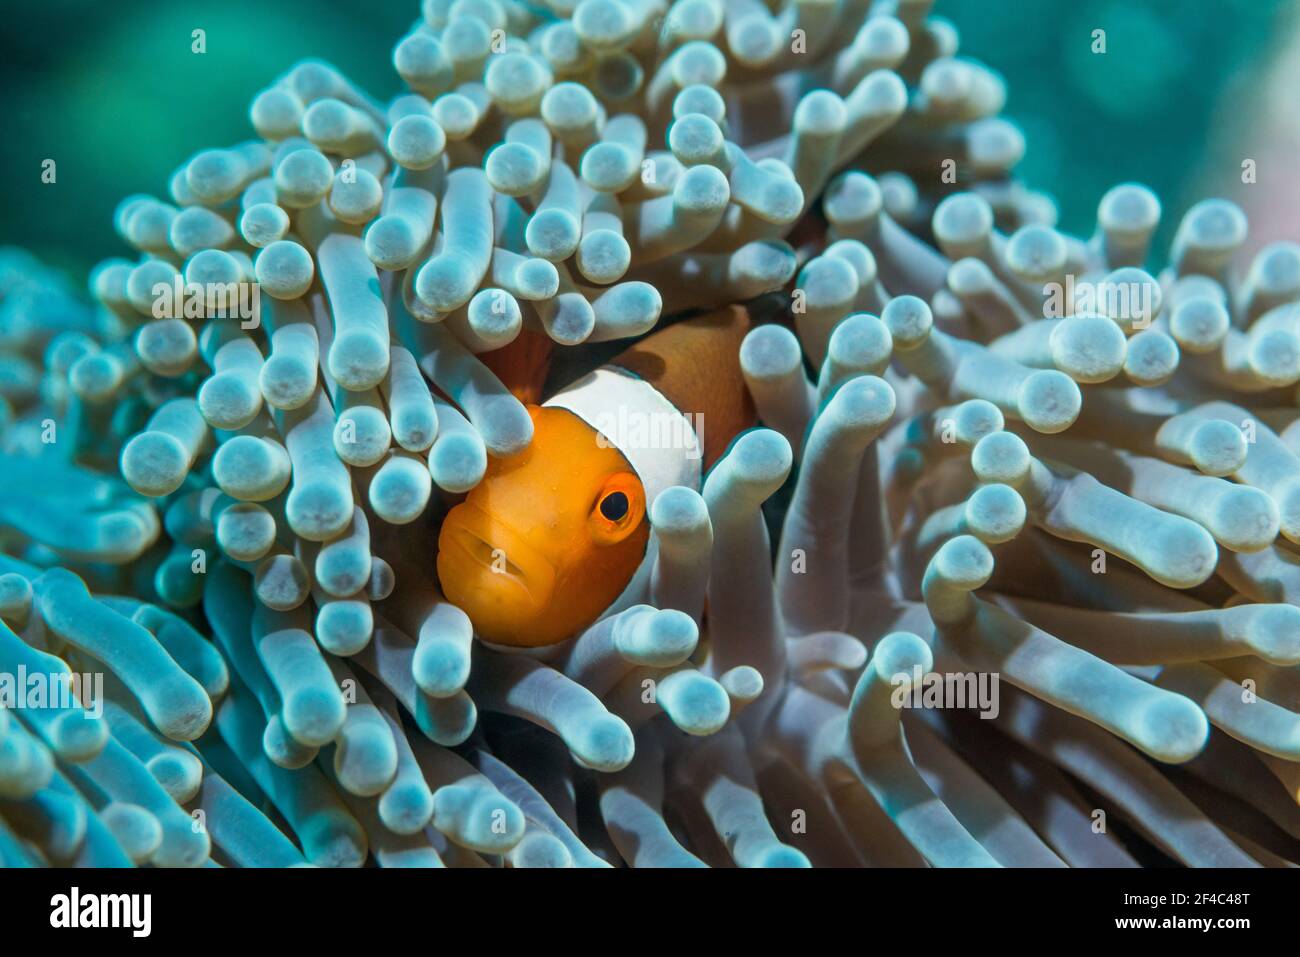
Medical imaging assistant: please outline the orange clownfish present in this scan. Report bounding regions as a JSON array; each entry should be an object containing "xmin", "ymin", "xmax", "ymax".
[{"xmin": 437, "ymin": 306, "xmax": 755, "ymax": 648}]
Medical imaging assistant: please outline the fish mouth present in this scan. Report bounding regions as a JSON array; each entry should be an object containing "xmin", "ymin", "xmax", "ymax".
[
  {"xmin": 448, "ymin": 524, "xmax": 528, "ymax": 578},
  {"xmin": 437, "ymin": 502, "xmax": 557, "ymax": 615}
]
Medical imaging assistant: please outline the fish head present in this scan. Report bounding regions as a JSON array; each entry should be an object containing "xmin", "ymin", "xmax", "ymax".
[{"xmin": 437, "ymin": 404, "xmax": 649, "ymax": 647}]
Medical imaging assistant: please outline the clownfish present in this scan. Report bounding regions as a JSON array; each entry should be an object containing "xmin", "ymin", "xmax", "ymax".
[{"xmin": 437, "ymin": 306, "xmax": 755, "ymax": 647}]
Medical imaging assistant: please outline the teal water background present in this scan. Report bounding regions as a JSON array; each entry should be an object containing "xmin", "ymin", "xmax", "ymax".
[{"xmin": 1, "ymin": 0, "xmax": 1293, "ymax": 277}]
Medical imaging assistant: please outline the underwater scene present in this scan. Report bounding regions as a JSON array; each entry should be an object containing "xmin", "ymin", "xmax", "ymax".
[{"xmin": 2, "ymin": 0, "xmax": 1300, "ymax": 903}]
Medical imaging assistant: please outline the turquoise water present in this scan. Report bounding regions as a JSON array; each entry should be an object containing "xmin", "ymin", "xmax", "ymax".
[{"xmin": 0, "ymin": 0, "xmax": 1291, "ymax": 274}]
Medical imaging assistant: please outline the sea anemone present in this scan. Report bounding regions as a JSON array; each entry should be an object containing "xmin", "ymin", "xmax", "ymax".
[{"xmin": 1, "ymin": 0, "xmax": 1298, "ymax": 869}]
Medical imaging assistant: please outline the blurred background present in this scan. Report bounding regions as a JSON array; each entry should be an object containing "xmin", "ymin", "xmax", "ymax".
[{"xmin": 2, "ymin": 0, "xmax": 1296, "ymax": 278}]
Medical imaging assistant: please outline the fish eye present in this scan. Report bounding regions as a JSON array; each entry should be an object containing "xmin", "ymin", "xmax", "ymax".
[
  {"xmin": 599, "ymin": 491, "xmax": 629, "ymax": 522},
  {"xmin": 588, "ymin": 471, "xmax": 645, "ymax": 546}
]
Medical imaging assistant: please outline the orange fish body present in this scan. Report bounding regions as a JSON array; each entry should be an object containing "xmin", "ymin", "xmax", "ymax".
[{"xmin": 438, "ymin": 306, "xmax": 755, "ymax": 648}]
